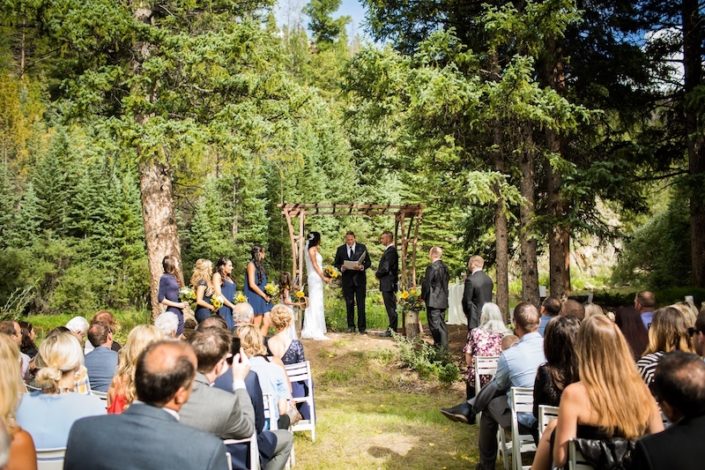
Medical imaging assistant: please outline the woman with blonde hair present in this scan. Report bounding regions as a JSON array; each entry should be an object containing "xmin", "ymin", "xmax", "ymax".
[
  {"xmin": 16, "ymin": 332, "xmax": 105, "ymax": 449},
  {"xmin": 637, "ymin": 306, "xmax": 693, "ymax": 388},
  {"xmin": 0, "ymin": 335, "xmax": 36, "ymax": 470},
  {"xmin": 268, "ymin": 304, "xmax": 311, "ymax": 419},
  {"xmin": 238, "ymin": 324, "xmax": 292, "ymax": 429},
  {"xmin": 107, "ymin": 325, "xmax": 163, "ymax": 414},
  {"xmin": 531, "ymin": 315, "xmax": 663, "ymax": 469},
  {"xmin": 191, "ymin": 258, "xmax": 216, "ymax": 323}
]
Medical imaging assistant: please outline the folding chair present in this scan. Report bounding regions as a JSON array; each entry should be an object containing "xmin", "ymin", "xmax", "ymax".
[
  {"xmin": 474, "ymin": 356, "xmax": 500, "ymax": 394},
  {"xmin": 498, "ymin": 387, "xmax": 536, "ymax": 470},
  {"xmin": 538, "ymin": 405, "xmax": 559, "ymax": 440},
  {"xmin": 36, "ymin": 447, "xmax": 66, "ymax": 470},
  {"xmin": 91, "ymin": 390, "xmax": 108, "ymax": 400},
  {"xmin": 284, "ymin": 361, "xmax": 317, "ymax": 442},
  {"xmin": 568, "ymin": 440, "xmax": 594, "ymax": 470},
  {"xmin": 224, "ymin": 432, "xmax": 260, "ymax": 470},
  {"xmin": 262, "ymin": 393, "xmax": 276, "ymax": 430}
]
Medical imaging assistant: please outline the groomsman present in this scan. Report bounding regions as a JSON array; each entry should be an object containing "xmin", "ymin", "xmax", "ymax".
[
  {"xmin": 334, "ymin": 231, "xmax": 372, "ymax": 334},
  {"xmin": 421, "ymin": 247, "xmax": 450, "ymax": 350},
  {"xmin": 376, "ymin": 231, "xmax": 399, "ymax": 337},
  {"xmin": 462, "ymin": 255, "xmax": 493, "ymax": 330}
]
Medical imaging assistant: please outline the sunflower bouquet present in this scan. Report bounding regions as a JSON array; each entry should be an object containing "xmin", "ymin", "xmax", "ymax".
[
  {"xmin": 235, "ymin": 292, "xmax": 247, "ymax": 303},
  {"xmin": 294, "ymin": 290, "xmax": 306, "ymax": 300},
  {"xmin": 211, "ymin": 294, "xmax": 224, "ymax": 310},
  {"xmin": 398, "ymin": 287, "xmax": 424, "ymax": 312},
  {"xmin": 179, "ymin": 287, "xmax": 196, "ymax": 305},
  {"xmin": 264, "ymin": 283, "xmax": 280, "ymax": 299},
  {"xmin": 324, "ymin": 265, "xmax": 342, "ymax": 287}
]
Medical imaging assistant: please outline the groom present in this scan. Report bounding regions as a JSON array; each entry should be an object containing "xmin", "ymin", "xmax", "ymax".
[{"xmin": 334, "ymin": 231, "xmax": 372, "ymax": 334}]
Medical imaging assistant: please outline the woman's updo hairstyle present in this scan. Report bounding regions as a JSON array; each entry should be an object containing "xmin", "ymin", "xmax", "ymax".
[
  {"xmin": 35, "ymin": 331, "xmax": 84, "ymax": 393},
  {"xmin": 307, "ymin": 232, "xmax": 321, "ymax": 248}
]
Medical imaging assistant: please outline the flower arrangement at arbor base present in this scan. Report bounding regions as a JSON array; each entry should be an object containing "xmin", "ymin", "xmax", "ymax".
[
  {"xmin": 399, "ymin": 287, "xmax": 424, "ymax": 339},
  {"xmin": 264, "ymin": 283, "xmax": 279, "ymax": 299}
]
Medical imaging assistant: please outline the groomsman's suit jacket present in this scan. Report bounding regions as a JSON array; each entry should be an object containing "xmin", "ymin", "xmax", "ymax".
[
  {"xmin": 376, "ymin": 245, "xmax": 399, "ymax": 292},
  {"xmin": 422, "ymin": 260, "xmax": 450, "ymax": 310},
  {"xmin": 462, "ymin": 270, "xmax": 494, "ymax": 329},
  {"xmin": 64, "ymin": 403, "xmax": 228, "ymax": 470},
  {"xmin": 334, "ymin": 243, "xmax": 372, "ymax": 291}
]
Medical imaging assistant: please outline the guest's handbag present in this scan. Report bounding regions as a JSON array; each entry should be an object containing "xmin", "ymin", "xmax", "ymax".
[
  {"xmin": 572, "ymin": 437, "xmax": 637, "ymax": 470},
  {"xmin": 287, "ymin": 402, "xmax": 303, "ymax": 426}
]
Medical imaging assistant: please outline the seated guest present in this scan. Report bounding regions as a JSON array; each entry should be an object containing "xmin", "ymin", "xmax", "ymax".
[
  {"xmin": 213, "ymin": 326, "xmax": 293, "ymax": 470},
  {"xmin": 0, "ymin": 335, "xmax": 37, "ymax": 470},
  {"xmin": 15, "ymin": 331, "xmax": 105, "ymax": 448},
  {"xmin": 693, "ymin": 309, "xmax": 705, "ymax": 357},
  {"xmin": 85, "ymin": 311, "xmax": 122, "ymax": 354},
  {"xmin": 233, "ymin": 302, "xmax": 255, "ymax": 327},
  {"xmin": 501, "ymin": 334, "xmax": 519, "ymax": 350},
  {"xmin": 559, "ymin": 299, "xmax": 585, "ymax": 321},
  {"xmin": 630, "ymin": 352, "xmax": 705, "ymax": 470},
  {"xmin": 268, "ymin": 305, "xmax": 311, "ymax": 420},
  {"xmin": 198, "ymin": 315, "xmax": 229, "ymax": 331},
  {"xmin": 583, "ymin": 303, "xmax": 605, "ymax": 319},
  {"xmin": 84, "ymin": 322, "xmax": 118, "ymax": 392},
  {"xmin": 64, "ymin": 341, "xmax": 228, "ymax": 470},
  {"xmin": 18, "ymin": 321, "xmax": 38, "ymax": 358},
  {"xmin": 532, "ymin": 316, "xmax": 579, "ymax": 438},
  {"xmin": 0, "ymin": 321, "xmax": 30, "ymax": 380},
  {"xmin": 107, "ymin": 325, "xmax": 163, "ymax": 414},
  {"xmin": 672, "ymin": 302, "xmax": 697, "ymax": 327},
  {"xmin": 238, "ymin": 325, "xmax": 292, "ymax": 430},
  {"xmin": 154, "ymin": 311, "xmax": 179, "ymax": 338},
  {"xmin": 440, "ymin": 303, "xmax": 509, "ymax": 422},
  {"xmin": 65, "ymin": 316, "xmax": 89, "ymax": 349},
  {"xmin": 180, "ymin": 328, "xmax": 255, "ymax": 440},
  {"xmin": 538, "ymin": 297, "xmax": 561, "ymax": 336},
  {"xmin": 531, "ymin": 315, "xmax": 663, "ymax": 470},
  {"xmin": 637, "ymin": 306, "xmax": 693, "ymax": 389},
  {"xmin": 465, "ymin": 303, "xmax": 545, "ymax": 470}
]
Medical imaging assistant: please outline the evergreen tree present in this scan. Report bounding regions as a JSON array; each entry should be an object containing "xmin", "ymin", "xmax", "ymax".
[
  {"xmin": 0, "ymin": 162, "xmax": 16, "ymax": 248},
  {"xmin": 303, "ymin": 0, "xmax": 351, "ymax": 47},
  {"xmin": 9, "ymin": 181, "xmax": 41, "ymax": 248}
]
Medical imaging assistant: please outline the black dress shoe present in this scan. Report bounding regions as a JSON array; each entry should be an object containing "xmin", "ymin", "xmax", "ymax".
[
  {"xmin": 346, "ymin": 327, "xmax": 356, "ymax": 333},
  {"xmin": 358, "ymin": 329, "xmax": 367, "ymax": 335},
  {"xmin": 440, "ymin": 402, "xmax": 476, "ymax": 425}
]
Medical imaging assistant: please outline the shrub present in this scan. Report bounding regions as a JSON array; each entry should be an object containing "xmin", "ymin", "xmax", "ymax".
[{"xmin": 395, "ymin": 334, "xmax": 460, "ymax": 385}]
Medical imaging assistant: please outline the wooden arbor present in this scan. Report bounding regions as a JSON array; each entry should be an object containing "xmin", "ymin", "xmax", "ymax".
[{"xmin": 279, "ymin": 203, "xmax": 424, "ymax": 290}]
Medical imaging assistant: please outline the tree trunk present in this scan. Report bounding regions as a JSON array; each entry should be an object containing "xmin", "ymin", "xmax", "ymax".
[
  {"xmin": 140, "ymin": 160, "xmax": 184, "ymax": 317},
  {"xmin": 518, "ymin": 125, "xmax": 539, "ymax": 306},
  {"xmin": 682, "ymin": 0, "xmax": 705, "ymax": 286},
  {"xmin": 543, "ymin": 37, "xmax": 571, "ymax": 297}
]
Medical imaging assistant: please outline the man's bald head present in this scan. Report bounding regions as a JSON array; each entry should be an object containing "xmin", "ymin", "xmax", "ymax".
[
  {"xmin": 135, "ymin": 340, "xmax": 196, "ymax": 408},
  {"xmin": 653, "ymin": 352, "xmax": 705, "ymax": 420}
]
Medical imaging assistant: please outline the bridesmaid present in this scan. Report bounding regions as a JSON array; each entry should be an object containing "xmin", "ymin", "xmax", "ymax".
[
  {"xmin": 157, "ymin": 255, "xmax": 188, "ymax": 336},
  {"xmin": 213, "ymin": 257, "xmax": 237, "ymax": 330},
  {"xmin": 191, "ymin": 259, "xmax": 215, "ymax": 323},
  {"xmin": 244, "ymin": 245, "xmax": 272, "ymax": 335}
]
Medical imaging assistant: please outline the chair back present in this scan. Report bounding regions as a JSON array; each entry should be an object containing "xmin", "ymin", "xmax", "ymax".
[
  {"xmin": 283, "ymin": 360, "xmax": 317, "ymax": 442},
  {"xmin": 224, "ymin": 432, "xmax": 260, "ymax": 470},
  {"xmin": 262, "ymin": 393, "xmax": 277, "ymax": 430},
  {"xmin": 538, "ymin": 405, "xmax": 559, "ymax": 440},
  {"xmin": 568, "ymin": 440, "xmax": 595, "ymax": 470},
  {"xmin": 473, "ymin": 356, "xmax": 499, "ymax": 393},
  {"xmin": 510, "ymin": 387, "xmax": 536, "ymax": 470},
  {"xmin": 91, "ymin": 390, "xmax": 108, "ymax": 400},
  {"xmin": 36, "ymin": 447, "xmax": 66, "ymax": 470}
]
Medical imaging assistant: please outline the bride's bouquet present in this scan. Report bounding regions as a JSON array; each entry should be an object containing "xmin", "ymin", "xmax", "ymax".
[{"xmin": 323, "ymin": 265, "xmax": 341, "ymax": 287}]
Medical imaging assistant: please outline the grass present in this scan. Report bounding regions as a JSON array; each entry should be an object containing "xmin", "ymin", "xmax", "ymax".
[
  {"xmin": 293, "ymin": 335, "xmax": 479, "ymax": 469},
  {"xmin": 25, "ymin": 309, "xmax": 151, "ymax": 344},
  {"xmin": 323, "ymin": 289, "xmax": 428, "ymax": 331}
]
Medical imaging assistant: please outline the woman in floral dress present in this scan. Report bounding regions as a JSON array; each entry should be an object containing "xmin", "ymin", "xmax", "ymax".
[{"xmin": 463, "ymin": 302, "xmax": 510, "ymax": 398}]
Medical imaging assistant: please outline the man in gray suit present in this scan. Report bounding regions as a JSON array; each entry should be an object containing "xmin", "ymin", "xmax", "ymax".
[
  {"xmin": 65, "ymin": 340, "xmax": 228, "ymax": 470},
  {"xmin": 462, "ymin": 255, "xmax": 493, "ymax": 330},
  {"xmin": 180, "ymin": 328, "xmax": 255, "ymax": 440},
  {"xmin": 84, "ymin": 321, "xmax": 118, "ymax": 392}
]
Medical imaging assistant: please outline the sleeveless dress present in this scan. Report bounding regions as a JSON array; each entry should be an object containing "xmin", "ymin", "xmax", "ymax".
[
  {"xmin": 301, "ymin": 250, "xmax": 328, "ymax": 340},
  {"xmin": 194, "ymin": 280, "xmax": 213, "ymax": 323},
  {"xmin": 244, "ymin": 263, "xmax": 272, "ymax": 315},
  {"xmin": 218, "ymin": 278, "xmax": 236, "ymax": 330}
]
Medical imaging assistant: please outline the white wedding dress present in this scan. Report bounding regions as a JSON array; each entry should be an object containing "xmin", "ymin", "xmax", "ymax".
[{"xmin": 301, "ymin": 248, "xmax": 329, "ymax": 340}]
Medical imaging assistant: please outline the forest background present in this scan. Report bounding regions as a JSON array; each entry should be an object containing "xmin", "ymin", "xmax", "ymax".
[{"xmin": 0, "ymin": 0, "xmax": 703, "ymax": 321}]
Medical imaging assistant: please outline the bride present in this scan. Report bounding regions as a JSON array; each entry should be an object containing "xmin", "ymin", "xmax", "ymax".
[{"xmin": 301, "ymin": 231, "xmax": 331, "ymax": 340}]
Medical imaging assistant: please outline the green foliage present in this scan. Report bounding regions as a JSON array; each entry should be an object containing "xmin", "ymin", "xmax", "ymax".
[
  {"xmin": 303, "ymin": 0, "xmax": 351, "ymax": 46},
  {"xmin": 395, "ymin": 334, "xmax": 460, "ymax": 385}
]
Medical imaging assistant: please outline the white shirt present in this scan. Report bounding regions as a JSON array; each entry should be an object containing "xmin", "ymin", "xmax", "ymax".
[
  {"xmin": 347, "ymin": 244, "xmax": 356, "ymax": 257},
  {"xmin": 385, "ymin": 243, "xmax": 395, "ymax": 250}
]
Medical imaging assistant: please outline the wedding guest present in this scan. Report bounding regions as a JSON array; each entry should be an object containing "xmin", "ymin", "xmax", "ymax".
[
  {"xmin": 672, "ymin": 301, "xmax": 697, "ymax": 327},
  {"xmin": 30, "ymin": 328, "xmax": 91, "ymax": 395},
  {"xmin": 238, "ymin": 325, "xmax": 292, "ymax": 430},
  {"xmin": 440, "ymin": 302, "xmax": 509, "ymax": 422},
  {"xmin": 154, "ymin": 311, "xmax": 179, "ymax": 338},
  {"xmin": 191, "ymin": 258, "xmax": 216, "ymax": 324},
  {"xmin": 268, "ymin": 305, "xmax": 310, "ymax": 420},
  {"xmin": 84, "ymin": 322, "xmax": 118, "ymax": 393},
  {"xmin": 213, "ymin": 257, "xmax": 237, "ymax": 330},
  {"xmin": 377, "ymin": 231, "xmax": 400, "ymax": 336},
  {"xmin": 65, "ymin": 316, "xmax": 89, "ymax": 348},
  {"xmin": 559, "ymin": 299, "xmax": 585, "ymax": 321},
  {"xmin": 245, "ymin": 246, "xmax": 273, "ymax": 335},
  {"xmin": 0, "ymin": 335, "xmax": 36, "ymax": 470},
  {"xmin": 693, "ymin": 309, "xmax": 705, "ymax": 357},
  {"xmin": 532, "ymin": 316, "xmax": 580, "ymax": 438},
  {"xmin": 234, "ymin": 302, "xmax": 255, "ymax": 327},
  {"xmin": 158, "ymin": 255, "xmax": 189, "ymax": 335},
  {"xmin": 84, "ymin": 311, "xmax": 122, "ymax": 354},
  {"xmin": 531, "ymin": 315, "xmax": 663, "ymax": 470},
  {"xmin": 462, "ymin": 255, "xmax": 493, "ymax": 330},
  {"xmin": 278, "ymin": 272, "xmax": 299, "ymax": 339},
  {"xmin": 538, "ymin": 297, "xmax": 561, "ymax": 336},
  {"xmin": 637, "ymin": 306, "xmax": 693, "ymax": 389},
  {"xmin": 0, "ymin": 321, "xmax": 30, "ymax": 380},
  {"xmin": 15, "ymin": 331, "xmax": 105, "ymax": 448},
  {"xmin": 107, "ymin": 325, "xmax": 163, "ymax": 414},
  {"xmin": 616, "ymin": 304, "xmax": 649, "ymax": 361},
  {"xmin": 421, "ymin": 247, "xmax": 450, "ymax": 350},
  {"xmin": 501, "ymin": 334, "xmax": 519, "ymax": 350},
  {"xmin": 630, "ymin": 352, "xmax": 705, "ymax": 470},
  {"xmin": 18, "ymin": 321, "xmax": 38, "ymax": 358},
  {"xmin": 584, "ymin": 303, "xmax": 605, "ymax": 319}
]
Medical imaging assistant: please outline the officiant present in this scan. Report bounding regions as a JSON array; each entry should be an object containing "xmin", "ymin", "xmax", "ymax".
[{"xmin": 334, "ymin": 231, "xmax": 372, "ymax": 334}]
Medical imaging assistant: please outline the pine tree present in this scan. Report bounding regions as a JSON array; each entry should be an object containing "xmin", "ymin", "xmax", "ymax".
[
  {"xmin": 10, "ymin": 182, "xmax": 41, "ymax": 248},
  {"xmin": 0, "ymin": 162, "xmax": 16, "ymax": 248}
]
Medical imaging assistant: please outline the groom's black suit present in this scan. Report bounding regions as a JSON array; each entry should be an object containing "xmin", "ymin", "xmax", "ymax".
[{"xmin": 334, "ymin": 243, "xmax": 372, "ymax": 332}]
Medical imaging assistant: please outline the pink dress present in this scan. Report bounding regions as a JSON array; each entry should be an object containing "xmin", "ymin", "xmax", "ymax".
[{"xmin": 463, "ymin": 328, "xmax": 503, "ymax": 387}]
